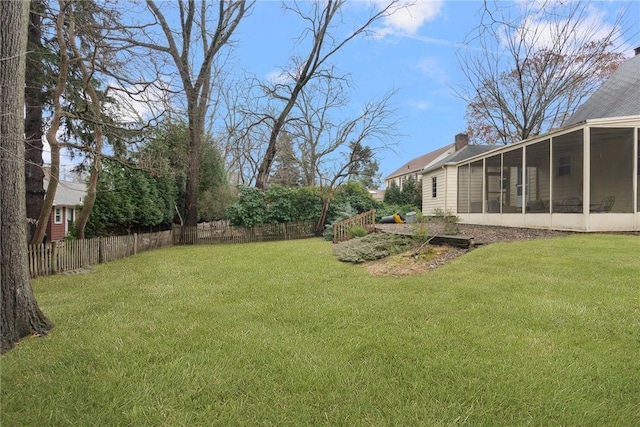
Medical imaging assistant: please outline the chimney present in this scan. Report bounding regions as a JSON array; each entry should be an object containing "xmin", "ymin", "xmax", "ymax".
[
  {"xmin": 635, "ymin": 46, "xmax": 640, "ymax": 56},
  {"xmin": 454, "ymin": 133, "xmax": 469, "ymax": 151}
]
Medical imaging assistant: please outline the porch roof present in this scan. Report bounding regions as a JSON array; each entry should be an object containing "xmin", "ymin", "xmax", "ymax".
[
  {"xmin": 422, "ymin": 144, "xmax": 494, "ymax": 174},
  {"xmin": 43, "ymin": 180, "xmax": 87, "ymax": 207}
]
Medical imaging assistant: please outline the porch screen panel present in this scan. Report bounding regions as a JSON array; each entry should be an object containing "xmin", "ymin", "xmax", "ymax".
[
  {"xmin": 485, "ymin": 155, "xmax": 502, "ymax": 213},
  {"xmin": 525, "ymin": 140, "xmax": 550, "ymax": 212},
  {"xmin": 469, "ymin": 160, "xmax": 483, "ymax": 213},
  {"xmin": 590, "ymin": 127, "xmax": 634, "ymax": 213},
  {"xmin": 457, "ymin": 164, "xmax": 470, "ymax": 213},
  {"xmin": 552, "ymin": 129, "xmax": 584, "ymax": 213},
  {"xmin": 502, "ymin": 148, "xmax": 523, "ymax": 213}
]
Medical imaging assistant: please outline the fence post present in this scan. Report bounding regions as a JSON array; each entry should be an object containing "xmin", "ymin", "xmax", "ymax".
[
  {"xmin": 134, "ymin": 233, "xmax": 138, "ymax": 255},
  {"xmin": 51, "ymin": 242, "xmax": 58, "ymax": 274}
]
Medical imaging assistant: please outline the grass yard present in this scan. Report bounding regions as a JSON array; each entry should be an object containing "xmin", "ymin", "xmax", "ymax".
[{"xmin": 1, "ymin": 234, "xmax": 639, "ymax": 426}]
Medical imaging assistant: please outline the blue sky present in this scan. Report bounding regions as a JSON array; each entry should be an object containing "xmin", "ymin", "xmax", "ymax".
[
  {"xmin": 51, "ymin": 1, "xmax": 639, "ymax": 185},
  {"xmin": 229, "ymin": 0, "xmax": 640, "ymax": 182}
]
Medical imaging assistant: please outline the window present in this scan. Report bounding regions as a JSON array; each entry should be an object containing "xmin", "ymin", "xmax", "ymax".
[
  {"xmin": 54, "ymin": 207, "xmax": 62, "ymax": 224},
  {"xmin": 432, "ymin": 177, "xmax": 437, "ymax": 198},
  {"xmin": 558, "ymin": 155, "xmax": 571, "ymax": 176}
]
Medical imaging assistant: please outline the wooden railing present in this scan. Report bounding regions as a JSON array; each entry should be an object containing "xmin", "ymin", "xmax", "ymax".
[{"xmin": 332, "ymin": 210, "xmax": 377, "ymax": 243}]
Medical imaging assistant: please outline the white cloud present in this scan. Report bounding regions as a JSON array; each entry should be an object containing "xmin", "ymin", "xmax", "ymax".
[
  {"xmin": 501, "ymin": 2, "xmax": 624, "ymax": 53},
  {"xmin": 265, "ymin": 69, "xmax": 292, "ymax": 85},
  {"xmin": 371, "ymin": 0, "xmax": 444, "ymax": 37},
  {"xmin": 106, "ymin": 79, "xmax": 172, "ymax": 124}
]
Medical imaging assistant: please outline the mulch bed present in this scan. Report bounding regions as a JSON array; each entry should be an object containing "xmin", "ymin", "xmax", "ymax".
[{"xmin": 367, "ymin": 222, "xmax": 574, "ymax": 277}]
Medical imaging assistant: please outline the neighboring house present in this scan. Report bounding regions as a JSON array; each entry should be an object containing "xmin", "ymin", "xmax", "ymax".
[
  {"xmin": 43, "ymin": 178, "xmax": 87, "ymax": 241},
  {"xmin": 420, "ymin": 50, "xmax": 640, "ymax": 232},
  {"xmin": 368, "ymin": 190, "xmax": 385, "ymax": 202},
  {"xmin": 384, "ymin": 136, "xmax": 462, "ymax": 190}
]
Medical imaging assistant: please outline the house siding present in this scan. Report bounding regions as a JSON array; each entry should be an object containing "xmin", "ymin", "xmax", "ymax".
[
  {"xmin": 422, "ymin": 170, "xmax": 445, "ymax": 214},
  {"xmin": 422, "ymin": 167, "xmax": 458, "ymax": 215},
  {"xmin": 46, "ymin": 206, "xmax": 76, "ymax": 241},
  {"xmin": 47, "ymin": 210, "xmax": 67, "ymax": 241},
  {"xmin": 445, "ymin": 167, "xmax": 457, "ymax": 212}
]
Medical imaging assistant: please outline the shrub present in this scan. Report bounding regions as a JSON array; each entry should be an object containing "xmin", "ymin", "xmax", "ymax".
[
  {"xmin": 264, "ymin": 184, "xmax": 296, "ymax": 224},
  {"xmin": 225, "ymin": 186, "xmax": 266, "ymax": 227},
  {"xmin": 333, "ymin": 232, "xmax": 413, "ymax": 263},
  {"xmin": 432, "ymin": 208, "xmax": 460, "ymax": 234},
  {"xmin": 348, "ymin": 226, "xmax": 369, "ymax": 238},
  {"xmin": 332, "ymin": 181, "xmax": 379, "ymax": 213}
]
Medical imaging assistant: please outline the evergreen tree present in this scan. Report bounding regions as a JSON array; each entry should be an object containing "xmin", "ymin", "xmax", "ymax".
[{"xmin": 383, "ymin": 181, "xmax": 402, "ymax": 205}]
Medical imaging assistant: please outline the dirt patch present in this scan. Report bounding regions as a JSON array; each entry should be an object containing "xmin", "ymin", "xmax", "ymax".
[
  {"xmin": 61, "ymin": 265, "xmax": 95, "ymax": 275},
  {"xmin": 364, "ymin": 244, "xmax": 467, "ymax": 277}
]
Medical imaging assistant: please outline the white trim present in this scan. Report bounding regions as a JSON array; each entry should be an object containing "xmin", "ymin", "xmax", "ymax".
[{"xmin": 54, "ymin": 207, "xmax": 63, "ymax": 224}]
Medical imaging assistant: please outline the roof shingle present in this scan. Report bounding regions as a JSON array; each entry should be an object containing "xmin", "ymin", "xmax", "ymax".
[{"xmin": 564, "ymin": 54, "xmax": 640, "ymax": 126}]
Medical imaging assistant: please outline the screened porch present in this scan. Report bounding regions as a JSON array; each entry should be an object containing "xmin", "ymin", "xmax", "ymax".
[{"xmin": 455, "ymin": 117, "xmax": 640, "ymax": 231}]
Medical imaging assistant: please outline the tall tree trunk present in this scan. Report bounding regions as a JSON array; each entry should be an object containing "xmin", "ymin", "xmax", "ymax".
[
  {"xmin": 24, "ymin": 0, "xmax": 45, "ymax": 242},
  {"xmin": 184, "ymin": 105, "xmax": 203, "ymax": 226},
  {"xmin": 1, "ymin": 0, "xmax": 53, "ymax": 354}
]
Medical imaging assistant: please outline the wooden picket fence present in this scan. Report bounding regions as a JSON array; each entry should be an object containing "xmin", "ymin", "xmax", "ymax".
[
  {"xmin": 27, "ymin": 221, "xmax": 316, "ymax": 279},
  {"xmin": 27, "ymin": 230, "xmax": 173, "ymax": 278},
  {"xmin": 172, "ymin": 221, "xmax": 316, "ymax": 245},
  {"xmin": 332, "ymin": 209, "xmax": 377, "ymax": 243}
]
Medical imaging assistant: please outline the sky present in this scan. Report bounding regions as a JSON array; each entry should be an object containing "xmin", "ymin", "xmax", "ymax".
[
  {"xmin": 51, "ymin": 0, "xmax": 639, "ymax": 185},
  {"xmin": 228, "ymin": 0, "xmax": 640, "ymax": 182}
]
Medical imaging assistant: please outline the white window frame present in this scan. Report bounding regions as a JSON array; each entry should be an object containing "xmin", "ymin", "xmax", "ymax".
[
  {"xmin": 54, "ymin": 207, "xmax": 63, "ymax": 224},
  {"xmin": 558, "ymin": 154, "xmax": 572, "ymax": 177}
]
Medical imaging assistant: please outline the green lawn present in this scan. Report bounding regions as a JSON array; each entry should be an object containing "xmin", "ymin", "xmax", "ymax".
[{"xmin": 2, "ymin": 234, "xmax": 639, "ymax": 426}]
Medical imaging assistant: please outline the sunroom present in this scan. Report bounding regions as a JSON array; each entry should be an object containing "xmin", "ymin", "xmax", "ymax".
[{"xmin": 455, "ymin": 116, "xmax": 640, "ymax": 232}]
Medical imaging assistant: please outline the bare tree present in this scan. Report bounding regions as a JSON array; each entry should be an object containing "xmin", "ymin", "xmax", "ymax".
[
  {"xmin": 253, "ymin": 0, "xmax": 399, "ymax": 189},
  {"xmin": 216, "ymin": 76, "xmax": 262, "ymax": 186},
  {"xmin": 457, "ymin": 0, "xmax": 629, "ymax": 145},
  {"xmin": 287, "ymin": 87, "xmax": 398, "ymax": 234},
  {"xmin": 1, "ymin": 0, "xmax": 53, "ymax": 354},
  {"xmin": 114, "ymin": 0, "xmax": 252, "ymax": 226},
  {"xmin": 290, "ymin": 73, "xmax": 350, "ymax": 187}
]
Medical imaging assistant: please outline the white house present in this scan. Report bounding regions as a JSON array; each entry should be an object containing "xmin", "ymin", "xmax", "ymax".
[{"xmin": 420, "ymin": 51, "xmax": 640, "ymax": 232}]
